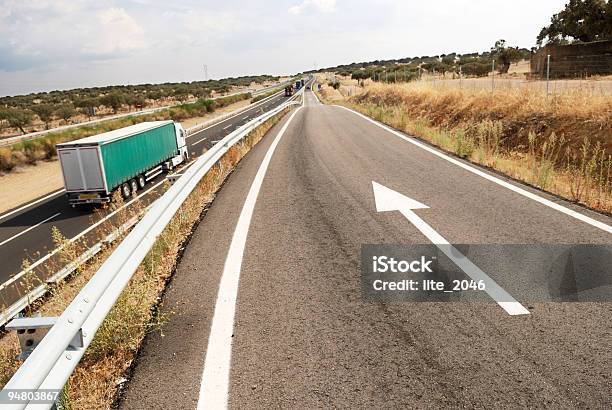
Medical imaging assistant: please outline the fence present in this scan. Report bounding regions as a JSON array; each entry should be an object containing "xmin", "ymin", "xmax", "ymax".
[
  {"xmin": 368, "ymin": 57, "xmax": 612, "ymax": 96},
  {"xmin": 531, "ymin": 40, "xmax": 612, "ymax": 78}
]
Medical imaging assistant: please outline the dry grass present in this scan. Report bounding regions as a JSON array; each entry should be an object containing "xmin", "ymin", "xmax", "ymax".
[
  {"xmin": 341, "ymin": 82, "xmax": 612, "ymax": 213},
  {"xmin": 0, "ymin": 108, "xmax": 290, "ymax": 408}
]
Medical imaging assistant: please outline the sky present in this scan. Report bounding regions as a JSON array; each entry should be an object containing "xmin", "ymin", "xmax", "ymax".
[{"xmin": 0, "ymin": 0, "xmax": 568, "ymax": 97}]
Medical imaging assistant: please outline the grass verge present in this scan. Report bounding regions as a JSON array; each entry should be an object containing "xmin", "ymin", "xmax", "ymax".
[
  {"xmin": 0, "ymin": 107, "xmax": 291, "ymax": 408},
  {"xmin": 332, "ymin": 82, "xmax": 611, "ymax": 213}
]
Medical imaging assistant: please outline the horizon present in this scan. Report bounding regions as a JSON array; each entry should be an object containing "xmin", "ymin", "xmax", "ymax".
[{"xmin": 0, "ymin": 0, "xmax": 566, "ymax": 97}]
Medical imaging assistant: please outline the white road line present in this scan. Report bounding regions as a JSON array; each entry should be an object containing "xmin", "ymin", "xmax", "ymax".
[
  {"xmin": 0, "ymin": 189, "xmax": 65, "ymax": 223},
  {"xmin": 186, "ymin": 91, "xmax": 283, "ymax": 138},
  {"xmin": 192, "ymin": 99, "xmax": 283, "ymax": 147},
  {"xmin": 0, "ymin": 212, "xmax": 61, "ymax": 248},
  {"xmin": 197, "ymin": 102, "xmax": 304, "ymax": 409},
  {"xmin": 0, "ymin": 162, "xmax": 193, "ymax": 290},
  {"xmin": 336, "ymin": 105, "xmax": 612, "ymax": 235},
  {"xmin": 192, "ymin": 136, "xmax": 209, "ymax": 146}
]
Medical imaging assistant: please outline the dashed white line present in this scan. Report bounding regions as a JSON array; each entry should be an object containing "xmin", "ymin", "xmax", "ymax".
[
  {"xmin": 0, "ymin": 162, "xmax": 195, "ymax": 290},
  {"xmin": 192, "ymin": 136, "xmax": 209, "ymax": 146},
  {"xmin": 0, "ymin": 212, "xmax": 61, "ymax": 248},
  {"xmin": 186, "ymin": 91, "xmax": 283, "ymax": 138}
]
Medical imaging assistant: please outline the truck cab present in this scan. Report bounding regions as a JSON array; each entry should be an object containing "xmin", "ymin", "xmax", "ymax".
[
  {"xmin": 173, "ymin": 123, "xmax": 189, "ymax": 162},
  {"xmin": 163, "ymin": 122, "xmax": 190, "ymax": 170}
]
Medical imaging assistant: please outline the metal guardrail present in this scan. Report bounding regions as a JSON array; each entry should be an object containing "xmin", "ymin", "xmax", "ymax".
[
  {"xmin": 0, "ymin": 87, "xmax": 288, "ymax": 328},
  {"xmin": 1, "ymin": 88, "xmax": 303, "ymax": 409},
  {"xmin": 0, "ymin": 216, "xmax": 139, "ymax": 327},
  {"xmin": 186, "ymin": 87, "xmax": 285, "ymax": 135}
]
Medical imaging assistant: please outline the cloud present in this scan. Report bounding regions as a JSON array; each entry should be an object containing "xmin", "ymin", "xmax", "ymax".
[
  {"xmin": 82, "ymin": 8, "xmax": 145, "ymax": 55},
  {"xmin": 289, "ymin": 0, "xmax": 336, "ymax": 15},
  {"xmin": 0, "ymin": 1, "xmax": 146, "ymax": 71}
]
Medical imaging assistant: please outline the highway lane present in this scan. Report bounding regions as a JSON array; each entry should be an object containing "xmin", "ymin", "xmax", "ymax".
[
  {"xmin": 121, "ymin": 87, "xmax": 611, "ymax": 408},
  {"xmin": 0, "ymin": 91, "xmax": 290, "ymax": 310}
]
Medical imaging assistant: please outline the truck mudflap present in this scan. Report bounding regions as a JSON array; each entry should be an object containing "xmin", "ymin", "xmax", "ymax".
[{"xmin": 67, "ymin": 192, "xmax": 110, "ymax": 206}]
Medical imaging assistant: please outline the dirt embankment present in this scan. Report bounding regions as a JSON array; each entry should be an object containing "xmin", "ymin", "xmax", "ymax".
[{"xmin": 0, "ymin": 161, "xmax": 64, "ymax": 214}]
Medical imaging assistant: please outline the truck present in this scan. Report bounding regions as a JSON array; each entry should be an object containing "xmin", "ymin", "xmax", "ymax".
[
  {"xmin": 295, "ymin": 80, "xmax": 302, "ymax": 90},
  {"xmin": 56, "ymin": 120, "xmax": 189, "ymax": 207},
  {"xmin": 284, "ymin": 85, "xmax": 294, "ymax": 97},
  {"xmin": 300, "ymin": 79, "xmax": 305, "ymax": 87}
]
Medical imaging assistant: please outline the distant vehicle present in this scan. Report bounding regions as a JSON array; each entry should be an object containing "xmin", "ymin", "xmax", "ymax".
[
  {"xmin": 285, "ymin": 85, "xmax": 294, "ymax": 96},
  {"xmin": 56, "ymin": 121, "xmax": 189, "ymax": 207},
  {"xmin": 300, "ymin": 79, "xmax": 305, "ymax": 87},
  {"xmin": 306, "ymin": 85, "xmax": 311, "ymax": 90},
  {"xmin": 295, "ymin": 81, "xmax": 301, "ymax": 90}
]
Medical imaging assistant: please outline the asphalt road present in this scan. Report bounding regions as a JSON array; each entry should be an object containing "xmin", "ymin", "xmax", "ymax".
[
  {"xmin": 119, "ymin": 88, "xmax": 612, "ymax": 408},
  {"xmin": 0, "ymin": 91, "xmax": 290, "ymax": 312}
]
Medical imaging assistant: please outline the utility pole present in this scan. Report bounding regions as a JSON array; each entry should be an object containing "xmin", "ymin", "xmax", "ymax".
[
  {"xmin": 491, "ymin": 60, "xmax": 495, "ymax": 91},
  {"xmin": 546, "ymin": 54, "xmax": 551, "ymax": 98},
  {"xmin": 459, "ymin": 66, "xmax": 463, "ymax": 89}
]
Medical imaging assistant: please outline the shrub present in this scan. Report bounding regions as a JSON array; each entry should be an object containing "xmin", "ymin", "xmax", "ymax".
[{"xmin": 0, "ymin": 148, "xmax": 14, "ymax": 172}]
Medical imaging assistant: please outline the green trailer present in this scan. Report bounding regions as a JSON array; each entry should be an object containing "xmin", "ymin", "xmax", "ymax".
[{"xmin": 56, "ymin": 121, "xmax": 188, "ymax": 206}]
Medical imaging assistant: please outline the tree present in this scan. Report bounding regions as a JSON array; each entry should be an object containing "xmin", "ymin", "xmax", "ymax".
[
  {"xmin": 131, "ymin": 95, "xmax": 146, "ymax": 109},
  {"xmin": 173, "ymin": 84, "xmax": 191, "ymax": 103},
  {"xmin": 100, "ymin": 92, "xmax": 125, "ymax": 113},
  {"xmin": 460, "ymin": 61, "xmax": 491, "ymax": 77},
  {"xmin": 537, "ymin": 0, "xmax": 612, "ymax": 45},
  {"xmin": 5, "ymin": 108, "xmax": 34, "ymax": 134},
  {"xmin": 31, "ymin": 104, "xmax": 55, "ymax": 129},
  {"xmin": 74, "ymin": 97, "xmax": 99, "ymax": 119},
  {"xmin": 491, "ymin": 39, "xmax": 523, "ymax": 73},
  {"xmin": 55, "ymin": 104, "xmax": 76, "ymax": 124}
]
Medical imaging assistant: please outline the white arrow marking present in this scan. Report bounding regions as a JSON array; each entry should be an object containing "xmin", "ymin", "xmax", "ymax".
[{"xmin": 372, "ymin": 181, "xmax": 530, "ymax": 316}]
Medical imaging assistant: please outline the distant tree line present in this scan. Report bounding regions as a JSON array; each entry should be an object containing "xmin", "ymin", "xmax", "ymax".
[
  {"xmin": 305, "ymin": 1, "xmax": 612, "ymax": 84},
  {"xmin": 311, "ymin": 41, "xmax": 531, "ymax": 83},
  {"xmin": 0, "ymin": 75, "xmax": 278, "ymax": 134}
]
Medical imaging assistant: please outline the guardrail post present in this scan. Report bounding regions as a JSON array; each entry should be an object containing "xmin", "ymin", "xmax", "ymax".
[{"xmin": 6, "ymin": 317, "xmax": 84, "ymax": 361}]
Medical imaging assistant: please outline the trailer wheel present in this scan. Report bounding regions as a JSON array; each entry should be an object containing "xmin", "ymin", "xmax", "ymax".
[
  {"xmin": 130, "ymin": 179, "xmax": 138, "ymax": 193},
  {"xmin": 121, "ymin": 183, "xmax": 131, "ymax": 198},
  {"xmin": 137, "ymin": 175, "xmax": 146, "ymax": 189}
]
